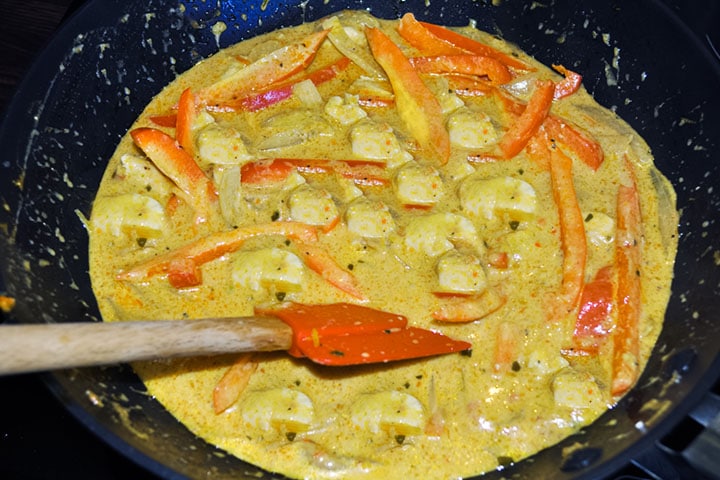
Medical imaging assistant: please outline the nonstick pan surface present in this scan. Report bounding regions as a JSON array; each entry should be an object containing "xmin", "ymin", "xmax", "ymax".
[{"xmin": 1, "ymin": 0, "xmax": 719, "ymax": 478}]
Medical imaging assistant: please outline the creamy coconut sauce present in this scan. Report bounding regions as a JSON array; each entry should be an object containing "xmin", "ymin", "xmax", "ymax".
[{"xmin": 88, "ymin": 11, "xmax": 677, "ymax": 479}]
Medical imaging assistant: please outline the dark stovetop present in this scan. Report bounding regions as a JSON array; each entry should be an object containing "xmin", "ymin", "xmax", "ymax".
[{"xmin": 0, "ymin": 1, "xmax": 718, "ymax": 479}]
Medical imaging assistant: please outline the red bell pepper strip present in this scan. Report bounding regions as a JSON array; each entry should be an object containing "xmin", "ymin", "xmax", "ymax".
[
  {"xmin": 570, "ymin": 265, "xmax": 614, "ymax": 355},
  {"xmin": 611, "ymin": 159, "xmax": 643, "ymax": 396},
  {"xmin": 543, "ymin": 115, "xmax": 604, "ymax": 171},
  {"xmin": 449, "ymin": 75, "xmax": 496, "ymax": 97},
  {"xmin": 397, "ymin": 13, "xmax": 466, "ymax": 56},
  {"xmin": 241, "ymin": 158, "xmax": 388, "ymax": 186},
  {"xmin": 198, "ymin": 30, "xmax": 329, "ymax": 107},
  {"xmin": 117, "ymin": 221, "xmax": 318, "ymax": 284},
  {"xmin": 229, "ymin": 57, "xmax": 351, "ymax": 112},
  {"xmin": 366, "ymin": 27, "xmax": 450, "ymax": 164},
  {"xmin": 419, "ymin": 20, "xmax": 530, "ymax": 71},
  {"xmin": 409, "ymin": 55, "xmax": 512, "ymax": 84},
  {"xmin": 293, "ymin": 241, "xmax": 366, "ymax": 300},
  {"xmin": 130, "ymin": 127, "xmax": 216, "ymax": 224},
  {"xmin": 498, "ymin": 79, "xmax": 555, "ymax": 158},
  {"xmin": 176, "ymin": 88, "xmax": 198, "ymax": 157},
  {"xmin": 552, "ymin": 64, "xmax": 583, "ymax": 100}
]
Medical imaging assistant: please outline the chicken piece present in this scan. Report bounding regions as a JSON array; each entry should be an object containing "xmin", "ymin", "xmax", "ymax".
[
  {"xmin": 324, "ymin": 94, "xmax": 368, "ymax": 126},
  {"xmin": 552, "ymin": 369, "xmax": 604, "ymax": 410},
  {"xmin": 394, "ymin": 163, "xmax": 444, "ymax": 207},
  {"xmin": 436, "ymin": 251, "xmax": 487, "ymax": 294},
  {"xmin": 459, "ymin": 175, "xmax": 537, "ymax": 222},
  {"xmin": 447, "ymin": 108, "xmax": 498, "ymax": 149},
  {"xmin": 231, "ymin": 248, "xmax": 305, "ymax": 293},
  {"xmin": 91, "ymin": 193, "xmax": 167, "ymax": 239},
  {"xmin": 197, "ymin": 124, "xmax": 253, "ymax": 166},
  {"xmin": 115, "ymin": 154, "xmax": 173, "ymax": 198},
  {"xmin": 288, "ymin": 185, "xmax": 339, "ymax": 228},
  {"xmin": 584, "ymin": 211, "xmax": 615, "ymax": 246},
  {"xmin": 350, "ymin": 391, "xmax": 425, "ymax": 435},
  {"xmin": 350, "ymin": 120, "xmax": 412, "ymax": 168},
  {"xmin": 526, "ymin": 349, "xmax": 570, "ymax": 376},
  {"xmin": 241, "ymin": 388, "xmax": 315, "ymax": 433},
  {"xmin": 404, "ymin": 212, "xmax": 481, "ymax": 257},
  {"xmin": 345, "ymin": 199, "xmax": 396, "ymax": 238}
]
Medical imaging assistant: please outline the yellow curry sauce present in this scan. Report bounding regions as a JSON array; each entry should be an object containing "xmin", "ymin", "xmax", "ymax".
[{"xmin": 88, "ymin": 11, "xmax": 678, "ymax": 479}]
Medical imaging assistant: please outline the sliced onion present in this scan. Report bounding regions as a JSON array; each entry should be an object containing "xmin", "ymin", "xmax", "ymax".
[{"xmin": 322, "ymin": 16, "xmax": 385, "ymax": 79}]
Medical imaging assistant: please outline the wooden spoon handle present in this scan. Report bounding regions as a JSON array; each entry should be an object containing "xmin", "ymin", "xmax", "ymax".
[{"xmin": 0, "ymin": 317, "xmax": 293, "ymax": 375}]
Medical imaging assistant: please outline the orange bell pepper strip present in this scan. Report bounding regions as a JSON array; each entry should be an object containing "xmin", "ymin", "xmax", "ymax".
[
  {"xmin": 293, "ymin": 241, "xmax": 366, "ymax": 300},
  {"xmin": 149, "ymin": 114, "xmax": 177, "ymax": 128},
  {"xmin": 409, "ymin": 55, "xmax": 512, "ymax": 84},
  {"xmin": 611, "ymin": 159, "xmax": 643, "ymax": 396},
  {"xmin": 547, "ymin": 135, "xmax": 587, "ymax": 319},
  {"xmin": 432, "ymin": 288, "xmax": 506, "ymax": 323},
  {"xmin": 228, "ymin": 57, "xmax": 351, "ymax": 112},
  {"xmin": 487, "ymin": 251, "xmax": 509, "ymax": 269},
  {"xmin": 524, "ymin": 131, "xmax": 552, "ymax": 170},
  {"xmin": 492, "ymin": 321, "xmax": 521, "ymax": 373},
  {"xmin": 176, "ymin": 88, "xmax": 198, "ymax": 157},
  {"xmin": 552, "ymin": 64, "xmax": 583, "ymax": 100},
  {"xmin": 543, "ymin": 115, "xmax": 604, "ymax": 171},
  {"xmin": 498, "ymin": 79, "xmax": 555, "ymax": 158},
  {"xmin": 366, "ymin": 27, "xmax": 450, "ymax": 164},
  {"xmin": 570, "ymin": 265, "xmax": 614, "ymax": 355},
  {"xmin": 130, "ymin": 127, "xmax": 216, "ymax": 224},
  {"xmin": 397, "ymin": 13, "xmax": 465, "ymax": 56},
  {"xmin": 213, "ymin": 353, "xmax": 257, "ymax": 414},
  {"xmin": 241, "ymin": 158, "xmax": 298, "ymax": 184},
  {"xmin": 198, "ymin": 30, "xmax": 329, "ymax": 107},
  {"xmin": 166, "ymin": 257, "xmax": 203, "ymax": 289},
  {"xmin": 117, "ymin": 221, "xmax": 318, "ymax": 285},
  {"xmin": 492, "ymin": 81, "xmax": 603, "ymax": 170},
  {"xmin": 419, "ymin": 20, "xmax": 530, "ymax": 71}
]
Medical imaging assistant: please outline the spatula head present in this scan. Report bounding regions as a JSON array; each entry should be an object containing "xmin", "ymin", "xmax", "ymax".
[{"xmin": 258, "ymin": 303, "xmax": 472, "ymax": 365}]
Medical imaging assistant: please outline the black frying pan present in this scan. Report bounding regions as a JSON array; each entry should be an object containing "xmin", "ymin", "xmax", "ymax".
[{"xmin": 1, "ymin": 0, "xmax": 719, "ymax": 478}]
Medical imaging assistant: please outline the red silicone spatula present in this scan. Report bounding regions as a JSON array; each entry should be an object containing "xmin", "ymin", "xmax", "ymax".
[{"xmin": 0, "ymin": 303, "xmax": 471, "ymax": 375}]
